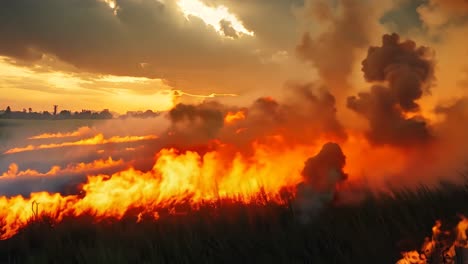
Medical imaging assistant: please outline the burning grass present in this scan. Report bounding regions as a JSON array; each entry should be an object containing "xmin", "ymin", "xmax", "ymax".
[{"xmin": 1, "ymin": 179, "xmax": 468, "ymax": 263}]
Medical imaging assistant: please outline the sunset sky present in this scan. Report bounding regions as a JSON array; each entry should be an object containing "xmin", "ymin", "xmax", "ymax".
[{"xmin": 0, "ymin": 0, "xmax": 467, "ymax": 114}]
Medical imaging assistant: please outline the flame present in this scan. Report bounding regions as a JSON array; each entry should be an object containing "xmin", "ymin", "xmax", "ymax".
[
  {"xmin": 4, "ymin": 134, "xmax": 158, "ymax": 154},
  {"xmin": 456, "ymin": 215, "xmax": 468, "ymax": 248},
  {"xmin": 399, "ymin": 217, "xmax": 468, "ymax": 263},
  {"xmin": 0, "ymin": 143, "xmax": 313, "ymax": 240},
  {"xmin": 28, "ymin": 126, "xmax": 92, "ymax": 140},
  {"xmin": 224, "ymin": 110, "xmax": 246, "ymax": 124}
]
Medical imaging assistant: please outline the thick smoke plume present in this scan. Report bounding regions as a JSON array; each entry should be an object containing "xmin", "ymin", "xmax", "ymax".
[
  {"xmin": 347, "ymin": 33, "xmax": 435, "ymax": 146},
  {"xmin": 294, "ymin": 142, "xmax": 347, "ymax": 223},
  {"xmin": 168, "ymin": 101, "xmax": 225, "ymax": 145},
  {"xmin": 166, "ymin": 83, "xmax": 346, "ymax": 151}
]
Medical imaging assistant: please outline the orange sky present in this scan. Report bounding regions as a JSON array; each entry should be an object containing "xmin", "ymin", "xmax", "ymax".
[{"xmin": 0, "ymin": 0, "xmax": 467, "ymax": 116}]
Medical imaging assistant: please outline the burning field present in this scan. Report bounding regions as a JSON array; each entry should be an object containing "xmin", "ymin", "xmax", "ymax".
[
  {"xmin": 2, "ymin": 13, "xmax": 468, "ymax": 264},
  {"xmin": 2, "ymin": 32, "xmax": 468, "ymax": 263}
]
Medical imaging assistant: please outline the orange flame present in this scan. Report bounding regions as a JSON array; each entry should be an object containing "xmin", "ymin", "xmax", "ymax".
[
  {"xmin": 4, "ymin": 134, "xmax": 158, "ymax": 154},
  {"xmin": 224, "ymin": 110, "xmax": 246, "ymax": 124},
  {"xmin": 28, "ymin": 126, "xmax": 92, "ymax": 140},
  {"xmin": 456, "ymin": 215, "xmax": 468, "ymax": 248},
  {"xmin": 0, "ymin": 143, "xmax": 313, "ymax": 240}
]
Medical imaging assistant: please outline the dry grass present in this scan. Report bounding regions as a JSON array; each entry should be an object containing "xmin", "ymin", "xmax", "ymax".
[{"xmin": 1, "ymin": 181, "xmax": 468, "ymax": 263}]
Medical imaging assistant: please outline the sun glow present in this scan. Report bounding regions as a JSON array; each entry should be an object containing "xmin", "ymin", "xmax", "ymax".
[
  {"xmin": 102, "ymin": 0, "xmax": 116, "ymax": 9},
  {"xmin": 177, "ymin": 0, "xmax": 254, "ymax": 37}
]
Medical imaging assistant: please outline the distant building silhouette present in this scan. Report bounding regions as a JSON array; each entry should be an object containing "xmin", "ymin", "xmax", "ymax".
[{"xmin": 53, "ymin": 105, "xmax": 58, "ymax": 115}]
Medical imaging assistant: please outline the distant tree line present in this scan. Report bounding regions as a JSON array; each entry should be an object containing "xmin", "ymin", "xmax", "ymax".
[
  {"xmin": 0, "ymin": 106, "xmax": 161, "ymax": 120},
  {"xmin": 0, "ymin": 106, "xmax": 113, "ymax": 120}
]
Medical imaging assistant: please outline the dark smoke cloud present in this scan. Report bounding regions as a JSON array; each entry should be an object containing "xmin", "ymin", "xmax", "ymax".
[
  {"xmin": 361, "ymin": 33, "xmax": 434, "ymax": 111},
  {"xmin": 0, "ymin": 0, "xmax": 274, "ymax": 95},
  {"xmin": 294, "ymin": 142, "xmax": 347, "ymax": 222},
  {"xmin": 167, "ymin": 102, "xmax": 225, "ymax": 145},
  {"xmin": 301, "ymin": 142, "xmax": 347, "ymax": 191},
  {"xmin": 347, "ymin": 33, "xmax": 434, "ymax": 146}
]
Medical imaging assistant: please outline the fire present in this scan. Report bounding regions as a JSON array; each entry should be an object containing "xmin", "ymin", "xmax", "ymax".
[
  {"xmin": 398, "ymin": 217, "xmax": 468, "ymax": 263},
  {"xmin": 0, "ymin": 143, "xmax": 312, "ymax": 240},
  {"xmin": 455, "ymin": 215, "xmax": 468, "ymax": 248},
  {"xmin": 4, "ymin": 134, "xmax": 158, "ymax": 154},
  {"xmin": 28, "ymin": 126, "xmax": 92, "ymax": 140},
  {"xmin": 224, "ymin": 110, "xmax": 246, "ymax": 124}
]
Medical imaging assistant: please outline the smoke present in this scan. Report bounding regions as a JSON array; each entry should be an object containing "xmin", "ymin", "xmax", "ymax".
[
  {"xmin": 294, "ymin": 142, "xmax": 347, "ymax": 223},
  {"xmin": 0, "ymin": 158, "xmax": 126, "ymax": 197},
  {"xmin": 296, "ymin": 0, "xmax": 390, "ymax": 93},
  {"xmin": 427, "ymin": 97, "xmax": 468, "ymax": 180},
  {"xmin": 417, "ymin": 0, "xmax": 468, "ymax": 30},
  {"xmin": 164, "ymin": 82, "xmax": 346, "ymax": 153},
  {"xmin": 167, "ymin": 101, "xmax": 225, "ymax": 146},
  {"xmin": 0, "ymin": 116, "xmax": 170, "ymax": 186},
  {"xmin": 230, "ymin": 83, "xmax": 347, "ymax": 146},
  {"xmin": 347, "ymin": 33, "xmax": 435, "ymax": 146}
]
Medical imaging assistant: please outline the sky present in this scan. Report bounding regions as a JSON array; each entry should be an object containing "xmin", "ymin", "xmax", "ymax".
[{"xmin": 0, "ymin": 0, "xmax": 467, "ymax": 114}]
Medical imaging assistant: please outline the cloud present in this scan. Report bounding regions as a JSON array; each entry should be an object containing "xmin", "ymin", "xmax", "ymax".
[{"xmin": 0, "ymin": 0, "xmax": 267, "ymax": 93}]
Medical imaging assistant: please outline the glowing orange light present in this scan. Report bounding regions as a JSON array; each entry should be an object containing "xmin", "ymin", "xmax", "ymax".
[{"xmin": 224, "ymin": 110, "xmax": 246, "ymax": 124}]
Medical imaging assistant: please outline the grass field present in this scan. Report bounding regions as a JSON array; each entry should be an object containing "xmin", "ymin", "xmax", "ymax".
[
  {"xmin": 1, "ymin": 119, "xmax": 467, "ymax": 263},
  {"xmin": 1, "ymin": 180, "xmax": 467, "ymax": 264}
]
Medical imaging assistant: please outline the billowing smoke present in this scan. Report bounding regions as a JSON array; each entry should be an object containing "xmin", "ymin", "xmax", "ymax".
[
  {"xmin": 296, "ymin": 0, "xmax": 390, "ymax": 93},
  {"xmin": 167, "ymin": 102, "xmax": 225, "ymax": 145},
  {"xmin": 347, "ymin": 33, "xmax": 434, "ymax": 146},
  {"xmin": 418, "ymin": 0, "xmax": 468, "ymax": 30},
  {"xmin": 165, "ymin": 83, "xmax": 346, "ymax": 152},
  {"xmin": 228, "ymin": 82, "xmax": 347, "ymax": 146},
  {"xmin": 0, "ymin": 158, "xmax": 126, "ymax": 197},
  {"xmin": 294, "ymin": 142, "xmax": 347, "ymax": 223}
]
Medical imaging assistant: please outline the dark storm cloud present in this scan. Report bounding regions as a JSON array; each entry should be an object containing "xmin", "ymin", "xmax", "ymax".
[
  {"xmin": 347, "ymin": 33, "xmax": 434, "ymax": 146},
  {"xmin": 0, "ymin": 0, "xmax": 269, "ymax": 93}
]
